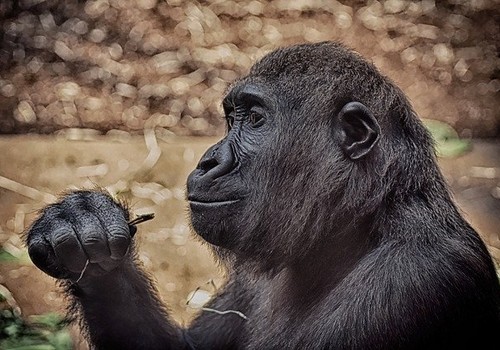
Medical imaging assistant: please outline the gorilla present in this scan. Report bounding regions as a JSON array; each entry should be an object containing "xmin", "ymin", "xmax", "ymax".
[{"xmin": 26, "ymin": 41, "xmax": 500, "ymax": 349}]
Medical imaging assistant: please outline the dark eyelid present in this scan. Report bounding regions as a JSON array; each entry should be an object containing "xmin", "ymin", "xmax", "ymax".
[
  {"xmin": 238, "ymin": 85, "xmax": 270, "ymax": 109},
  {"xmin": 240, "ymin": 93, "xmax": 265, "ymax": 110},
  {"xmin": 224, "ymin": 84, "xmax": 270, "ymax": 108}
]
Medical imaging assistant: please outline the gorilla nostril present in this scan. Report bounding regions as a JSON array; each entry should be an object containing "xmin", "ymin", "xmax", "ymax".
[
  {"xmin": 199, "ymin": 158, "xmax": 219, "ymax": 173},
  {"xmin": 197, "ymin": 142, "xmax": 235, "ymax": 180}
]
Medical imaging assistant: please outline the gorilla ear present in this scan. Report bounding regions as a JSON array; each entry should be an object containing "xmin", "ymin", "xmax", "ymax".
[{"xmin": 338, "ymin": 102, "xmax": 380, "ymax": 160}]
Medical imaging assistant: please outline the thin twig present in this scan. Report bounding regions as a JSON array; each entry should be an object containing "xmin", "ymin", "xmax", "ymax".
[
  {"xmin": 128, "ymin": 213, "xmax": 155, "ymax": 226},
  {"xmin": 186, "ymin": 287, "xmax": 248, "ymax": 320},
  {"xmin": 201, "ymin": 307, "xmax": 248, "ymax": 320},
  {"xmin": 75, "ymin": 259, "xmax": 90, "ymax": 283}
]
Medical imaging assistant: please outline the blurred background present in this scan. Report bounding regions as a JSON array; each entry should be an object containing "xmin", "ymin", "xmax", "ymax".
[{"xmin": 0, "ymin": 1, "xmax": 499, "ymax": 349}]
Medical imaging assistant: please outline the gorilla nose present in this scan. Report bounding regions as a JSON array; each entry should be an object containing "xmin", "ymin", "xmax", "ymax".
[{"xmin": 197, "ymin": 142, "xmax": 235, "ymax": 181}]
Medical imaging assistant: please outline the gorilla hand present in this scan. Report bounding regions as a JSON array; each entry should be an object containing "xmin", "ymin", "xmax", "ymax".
[{"xmin": 26, "ymin": 191, "xmax": 133, "ymax": 283}]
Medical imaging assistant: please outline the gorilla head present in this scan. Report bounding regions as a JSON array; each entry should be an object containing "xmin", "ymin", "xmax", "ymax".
[{"xmin": 187, "ymin": 41, "xmax": 437, "ymax": 270}]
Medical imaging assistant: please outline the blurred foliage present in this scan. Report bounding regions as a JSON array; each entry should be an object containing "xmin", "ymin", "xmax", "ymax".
[
  {"xmin": 0, "ymin": 248, "xmax": 19, "ymax": 262},
  {"xmin": 0, "ymin": 247, "xmax": 31, "ymax": 265},
  {"xmin": 423, "ymin": 118, "xmax": 471, "ymax": 158},
  {"xmin": 0, "ymin": 287, "xmax": 71, "ymax": 350}
]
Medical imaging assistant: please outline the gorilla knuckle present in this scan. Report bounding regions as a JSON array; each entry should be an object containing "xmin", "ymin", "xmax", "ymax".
[
  {"xmin": 107, "ymin": 224, "xmax": 130, "ymax": 238},
  {"xmin": 108, "ymin": 232, "xmax": 129, "ymax": 246},
  {"xmin": 51, "ymin": 226, "xmax": 76, "ymax": 247},
  {"xmin": 81, "ymin": 234, "xmax": 106, "ymax": 247},
  {"xmin": 108, "ymin": 238, "xmax": 130, "ymax": 260}
]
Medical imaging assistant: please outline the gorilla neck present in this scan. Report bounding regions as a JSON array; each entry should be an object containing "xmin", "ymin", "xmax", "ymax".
[
  {"xmin": 237, "ymin": 182, "xmax": 457, "ymax": 304},
  {"xmin": 292, "ymin": 226, "xmax": 376, "ymax": 299}
]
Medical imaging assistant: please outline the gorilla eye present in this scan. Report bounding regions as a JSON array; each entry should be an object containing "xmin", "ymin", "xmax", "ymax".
[{"xmin": 249, "ymin": 111, "xmax": 265, "ymax": 128}]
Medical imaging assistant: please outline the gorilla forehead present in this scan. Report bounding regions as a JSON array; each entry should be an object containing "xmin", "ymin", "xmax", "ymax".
[
  {"xmin": 250, "ymin": 42, "xmax": 380, "ymax": 84},
  {"xmin": 244, "ymin": 41, "xmax": 392, "ymax": 116}
]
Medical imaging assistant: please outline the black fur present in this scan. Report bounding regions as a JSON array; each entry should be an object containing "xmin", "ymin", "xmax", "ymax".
[{"xmin": 26, "ymin": 42, "xmax": 500, "ymax": 349}]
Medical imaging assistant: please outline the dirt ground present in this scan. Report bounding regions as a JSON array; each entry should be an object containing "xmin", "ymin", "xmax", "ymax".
[{"xmin": 0, "ymin": 134, "xmax": 499, "ymax": 349}]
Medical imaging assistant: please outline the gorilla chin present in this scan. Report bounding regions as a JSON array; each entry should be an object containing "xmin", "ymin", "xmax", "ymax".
[{"xmin": 188, "ymin": 198, "xmax": 244, "ymax": 247}]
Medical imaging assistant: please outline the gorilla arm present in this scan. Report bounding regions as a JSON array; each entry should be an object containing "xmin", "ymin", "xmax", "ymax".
[
  {"xmin": 67, "ymin": 258, "xmax": 184, "ymax": 349},
  {"xmin": 67, "ymin": 257, "xmax": 249, "ymax": 350},
  {"xmin": 26, "ymin": 191, "xmax": 248, "ymax": 350}
]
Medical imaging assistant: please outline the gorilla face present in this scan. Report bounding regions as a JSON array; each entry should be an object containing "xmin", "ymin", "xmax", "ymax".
[
  {"xmin": 187, "ymin": 42, "xmax": 383, "ymax": 263},
  {"xmin": 186, "ymin": 82, "xmax": 275, "ymax": 248}
]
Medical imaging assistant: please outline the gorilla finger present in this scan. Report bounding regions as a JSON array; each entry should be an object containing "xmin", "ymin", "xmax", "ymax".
[
  {"xmin": 50, "ymin": 224, "xmax": 88, "ymax": 273},
  {"xmin": 27, "ymin": 236, "xmax": 65, "ymax": 279},
  {"xmin": 73, "ymin": 213, "xmax": 110, "ymax": 264},
  {"xmin": 106, "ymin": 225, "xmax": 131, "ymax": 260}
]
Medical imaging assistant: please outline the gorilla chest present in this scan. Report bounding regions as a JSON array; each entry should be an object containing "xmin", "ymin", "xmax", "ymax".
[{"xmin": 244, "ymin": 279, "xmax": 331, "ymax": 349}]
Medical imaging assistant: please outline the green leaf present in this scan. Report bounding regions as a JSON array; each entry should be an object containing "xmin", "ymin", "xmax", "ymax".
[
  {"xmin": 2, "ymin": 345, "xmax": 55, "ymax": 350},
  {"xmin": 47, "ymin": 331, "xmax": 72, "ymax": 350},
  {"xmin": 1, "ymin": 308, "xmax": 72, "ymax": 349},
  {"xmin": 0, "ymin": 249, "xmax": 20, "ymax": 262},
  {"xmin": 434, "ymin": 138, "xmax": 471, "ymax": 158},
  {"xmin": 4, "ymin": 323, "xmax": 21, "ymax": 337},
  {"xmin": 422, "ymin": 119, "xmax": 471, "ymax": 158},
  {"xmin": 29, "ymin": 313, "xmax": 66, "ymax": 331}
]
